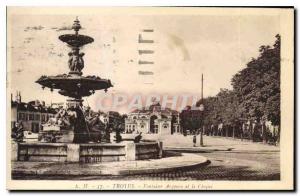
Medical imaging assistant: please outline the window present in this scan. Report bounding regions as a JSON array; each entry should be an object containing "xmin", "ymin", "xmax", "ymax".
[
  {"xmin": 18, "ymin": 112, "xmax": 26, "ymax": 121},
  {"xmin": 132, "ymin": 125, "xmax": 135, "ymax": 131},
  {"xmin": 35, "ymin": 114, "xmax": 40, "ymax": 121},
  {"xmin": 28, "ymin": 114, "xmax": 34, "ymax": 121}
]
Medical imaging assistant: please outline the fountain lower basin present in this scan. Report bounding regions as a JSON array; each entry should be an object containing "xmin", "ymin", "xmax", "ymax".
[{"xmin": 12, "ymin": 141, "xmax": 163, "ymax": 163}]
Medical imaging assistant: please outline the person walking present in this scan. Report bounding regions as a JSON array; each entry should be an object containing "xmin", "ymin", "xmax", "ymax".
[{"xmin": 193, "ymin": 134, "xmax": 197, "ymax": 147}]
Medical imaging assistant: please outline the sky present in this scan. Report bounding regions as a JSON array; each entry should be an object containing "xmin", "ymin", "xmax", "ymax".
[{"xmin": 7, "ymin": 8, "xmax": 280, "ymax": 113}]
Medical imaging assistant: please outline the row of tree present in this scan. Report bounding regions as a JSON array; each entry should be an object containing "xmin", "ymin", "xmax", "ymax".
[{"xmin": 180, "ymin": 34, "xmax": 281, "ymax": 144}]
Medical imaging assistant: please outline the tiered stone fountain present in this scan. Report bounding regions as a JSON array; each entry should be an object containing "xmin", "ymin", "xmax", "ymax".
[
  {"xmin": 36, "ymin": 17, "xmax": 113, "ymax": 143},
  {"xmin": 14, "ymin": 18, "xmax": 163, "ymax": 163}
]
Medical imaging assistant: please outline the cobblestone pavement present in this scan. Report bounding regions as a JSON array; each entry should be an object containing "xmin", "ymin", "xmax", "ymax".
[{"xmin": 13, "ymin": 150, "xmax": 280, "ymax": 181}]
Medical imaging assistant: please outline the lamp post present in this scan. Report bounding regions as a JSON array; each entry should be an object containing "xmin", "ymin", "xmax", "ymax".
[
  {"xmin": 199, "ymin": 103, "xmax": 204, "ymax": 146},
  {"xmin": 199, "ymin": 74, "xmax": 204, "ymax": 147}
]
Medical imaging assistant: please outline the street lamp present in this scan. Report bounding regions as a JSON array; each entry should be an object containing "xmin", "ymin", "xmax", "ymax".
[
  {"xmin": 199, "ymin": 103, "xmax": 204, "ymax": 147},
  {"xmin": 199, "ymin": 73, "xmax": 204, "ymax": 147}
]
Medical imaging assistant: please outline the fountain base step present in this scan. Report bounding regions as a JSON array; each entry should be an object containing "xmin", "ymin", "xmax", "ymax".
[{"xmin": 12, "ymin": 153, "xmax": 209, "ymax": 177}]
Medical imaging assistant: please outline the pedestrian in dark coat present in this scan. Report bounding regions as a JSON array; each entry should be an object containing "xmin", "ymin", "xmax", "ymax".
[{"xmin": 193, "ymin": 134, "xmax": 197, "ymax": 147}]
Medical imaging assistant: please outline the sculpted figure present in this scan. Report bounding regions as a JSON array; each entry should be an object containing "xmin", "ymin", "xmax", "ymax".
[
  {"xmin": 76, "ymin": 52, "xmax": 85, "ymax": 71},
  {"xmin": 68, "ymin": 51, "xmax": 75, "ymax": 71},
  {"xmin": 68, "ymin": 50, "xmax": 85, "ymax": 72}
]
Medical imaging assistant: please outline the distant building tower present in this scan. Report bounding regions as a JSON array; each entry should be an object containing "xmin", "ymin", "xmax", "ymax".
[{"xmin": 16, "ymin": 91, "xmax": 21, "ymax": 103}]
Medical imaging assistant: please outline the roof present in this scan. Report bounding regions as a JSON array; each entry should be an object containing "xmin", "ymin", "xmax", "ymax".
[
  {"xmin": 129, "ymin": 102, "xmax": 179, "ymax": 115},
  {"xmin": 11, "ymin": 100, "xmax": 56, "ymax": 114}
]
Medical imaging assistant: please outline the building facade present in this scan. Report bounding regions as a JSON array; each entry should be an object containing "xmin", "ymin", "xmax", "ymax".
[
  {"xmin": 11, "ymin": 92, "xmax": 57, "ymax": 133},
  {"xmin": 125, "ymin": 102, "xmax": 181, "ymax": 135}
]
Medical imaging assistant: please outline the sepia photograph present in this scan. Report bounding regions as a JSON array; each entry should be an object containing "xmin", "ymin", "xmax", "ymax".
[{"xmin": 6, "ymin": 7, "xmax": 294, "ymax": 190}]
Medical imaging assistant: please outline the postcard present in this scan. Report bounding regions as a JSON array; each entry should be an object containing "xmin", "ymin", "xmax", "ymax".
[{"xmin": 6, "ymin": 7, "xmax": 294, "ymax": 190}]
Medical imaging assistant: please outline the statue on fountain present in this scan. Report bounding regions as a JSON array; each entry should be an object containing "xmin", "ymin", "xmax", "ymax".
[
  {"xmin": 47, "ymin": 108, "xmax": 72, "ymax": 127},
  {"xmin": 41, "ymin": 105, "xmax": 108, "ymax": 143},
  {"xmin": 68, "ymin": 50, "xmax": 85, "ymax": 72}
]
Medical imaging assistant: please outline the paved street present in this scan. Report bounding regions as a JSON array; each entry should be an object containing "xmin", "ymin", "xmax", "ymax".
[
  {"xmin": 13, "ymin": 136, "xmax": 280, "ymax": 181},
  {"xmin": 13, "ymin": 150, "xmax": 279, "ymax": 181},
  {"xmin": 117, "ymin": 151, "xmax": 279, "ymax": 181},
  {"xmin": 163, "ymin": 134, "xmax": 280, "ymax": 151},
  {"xmin": 123, "ymin": 134, "xmax": 280, "ymax": 152}
]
